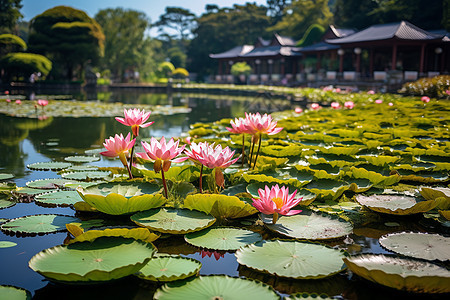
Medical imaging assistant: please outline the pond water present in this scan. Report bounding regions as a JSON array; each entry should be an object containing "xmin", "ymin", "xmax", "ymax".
[{"xmin": 0, "ymin": 89, "xmax": 446, "ymax": 299}]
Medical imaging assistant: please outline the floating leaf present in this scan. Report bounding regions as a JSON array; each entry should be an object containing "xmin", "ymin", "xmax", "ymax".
[
  {"xmin": 73, "ymin": 201, "xmax": 98, "ymax": 212},
  {"xmin": 379, "ymin": 232, "xmax": 450, "ymax": 261},
  {"xmin": 0, "ymin": 241, "xmax": 17, "ymax": 248},
  {"xmin": 355, "ymin": 194, "xmax": 439, "ymax": 215},
  {"xmin": 64, "ymin": 165, "xmax": 99, "ymax": 172},
  {"xmin": 131, "ymin": 208, "xmax": 216, "ymax": 234},
  {"xmin": 61, "ymin": 171, "xmax": 111, "ymax": 181},
  {"xmin": 14, "ymin": 187, "xmax": 50, "ymax": 196},
  {"xmin": 397, "ymin": 169, "xmax": 449, "ymax": 183},
  {"xmin": 262, "ymin": 210, "xmax": 353, "ymax": 240},
  {"xmin": 0, "ymin": 285, "xmax": 31, "ymax": 300},
  {"xmin": 136, "ymin": 255, "xmax": 201, "ymax": 282},
  {"xmin": 0, "ymin": 199, "xmax": 15, "ymax": 210},
  {"xmin": 29, "ymin": 237, "xmax": 156, "ymax": 283},
  {"xmin": 185, "ymin": 227, "xmax": 262, "ymax": 250},
  {"xmin": 1, "ymin": 214, "xmax": 79, "ymax": 235},
  {"xmin": 420, "ymin": 187, "xmax": 450, "ymax": 201},
  {"xmin": 26, "ymin": 178, "xmax": 74, "ymax": 189},
  {"xmin": 236, "ymin": 240, "xmax": 347, "ymax": 279},
  {"xmin": 286, "ymin": 293, "xmax": 334, "ymax": 300},
  {"xmin": 305, "ymin": 179, "xmax": 350, "ymax": 201},
  {"xmin": 154, "ymin": 275, "xmax": 280, "ymax": 300},
  {"xmin": 0, "ymin": 173, "xmax": 14, "ymax": 181},
  {"xmin": 64, "ymin": 155, "xmax": 100, "ymax": 163},
  {"xmin": 184, "ymin": 194, "xmax": 257, "ymax": 219},
  {"xmin": 344, "ymin": 254, "xmax": 450, "ymax": 293},
  {"xmin": 77, "ymin": 182, "xmax": 165, "ymax": 215},
  {"xmin": 66, "ymin": 224, "xmax": 160, "ymax": 244},
  {"xmin": 27, "ymin": 161, "xmax": 71, "ymax": 171},
  {"xmin": 35, "ymin": 190, "xmax": 84, "ymax": 207}
]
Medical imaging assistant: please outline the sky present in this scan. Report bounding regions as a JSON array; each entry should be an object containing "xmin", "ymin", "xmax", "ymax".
[{"xmin": 20, "ymin": 0, "xmax": 267, "ymax": 36}]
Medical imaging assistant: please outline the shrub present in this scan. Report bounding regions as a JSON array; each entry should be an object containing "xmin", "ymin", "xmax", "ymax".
[
  {"xmin": 231, "ymin": 62, "xmax": 252, "ymax": 77},
  {"xmin": 172, "ymin": 68, "xmax": 189, "ymax": 78},
  {"xmin": 399, "ymin": 75, "xmax": 450, "ymax": 98},
  {"xmin": 0, "ymin": 52, "xmax": 52, "ymax": 79},
  {"xmin": 0, "ymin": 34, "xmax": 27, "ymax": 53}
]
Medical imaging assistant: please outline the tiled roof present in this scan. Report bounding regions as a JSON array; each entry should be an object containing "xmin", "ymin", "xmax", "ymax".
[
  {"xmin": 242, "ymin": 45, "xmax": 301, "ymax": 57},
  {"xmin": 298, "ymin": 41, "xmax": 340, "ymax": 52},
  {"xmin": 326, "ymin": 21, "xmax": 444, "ymax": 44},
  {"xmin": 329, "ymin": 25, "xmax": 356, "ymax": 38},
  {"xmin": 272, "ymin": 33, "xmax": 296, "ymax": 46},
  {"xmin": 209, "ymin": 45, "xmax": 254, "ymax": 59}
]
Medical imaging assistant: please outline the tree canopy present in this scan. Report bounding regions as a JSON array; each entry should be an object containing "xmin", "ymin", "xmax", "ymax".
[
  {"xmin": 0, "ymin": 0, "xmax": 23, "ymax": 33},
  {"xmin": 28, "ymin": 6, "xmax": 104, "ymax": 80},
  {"xmin": 0, "ymin": 52, "xmax": 52, "ymax": 80},
  {"xmin": 154, "ymin": 7, "xmax": 197, "ymax": 41}
]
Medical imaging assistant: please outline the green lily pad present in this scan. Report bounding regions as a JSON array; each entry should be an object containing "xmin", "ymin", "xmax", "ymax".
[
  {"xmin": 236, "ymin": 240, "xmax": 347, "ymax": 279},
  {"xmin": 131, "ymin": 208, "xmax": 216, "ymax": 234},
  {"xmin": 0, "ymin": 173, "xmax": 14, "ymax": 181},
  {"xmin": 154, "ymin": 275, "xmax": 280, "ymax": 300},
  {"xmin": 286, "ymin": 293, "xmax": 334, "ymax": 300},
  {"xmin": 35, "ymin": 190, "xmax": 83, "ymax": 207},
  {"xmin": 27, "ymin": 161, "xmax": 72, "ymax": 171},
  {"xmin": 184, "ymin": 194, "xmax": 258, "ymax": 219},
  {"xmin": 0, "ymin": 199, "xmax": 15, "ymax": 210},
  {"xmin": 379, "ymin": 232, "xmax": 450, "ymax": 261},
  {"xmin": 14, "ymin": 187, "xmax": 50, "ymax": 196},
  {"xmin": 61, "ymin": 171, "xmax": 111, "ymax": 181},
  {"xmin": 185, "ymin": 227, "xmax": 262, "ymax": 250},
  {"xmin": 344, "ymin": 254, "xmax": 450, "ymax": 293},
  {"xmin": 64, "ymin": 181, "xmax": 105, "ymax": 189},
  {"xmin": 0, "ymin": 218, "xmax": 7, "ymax": 223},
  {"xmin": 29, "ymin": 237, "xmax": 156, "ymax": 283},
  {"xmin": 0, "ymin": 285, "xmax": 31, "ymax": 300},
  {"xmin": 66, "ymin": 223, "xmax": 160, "ymax": 244},
  {"xmin": 136, "ymin": 255, "xmax": 202, "ymax": 282},
  {"xmin": 397, "ymin": 169, "xmax": 449, "ymax": 183},
  {"xmin": 77, "ymin": 182, "xmax": 165, "ymax": 215},
  {"xmin": 1, "ymin": 214, "xmax": 79, "ymax": 235},
  {"xmin": 355, "ymin": 194, "xmax": 439, "ymax": 215},
  {"xmin": 305, "ymin": 179, "xmax": 350, "ymax": 201},
  {"xmin": 420, "ymin": 187, "xmax": 450, "ymax": 201},
  {"xmin": 0, "ymin": 241, "xmax": 17, "ymax": 248},
  {"xmin": 262, "ymin": 210, "xmax": 353, "ymax": 240},
  {"xmin": 26, "ymin": 178, "xmax": 75, "ymax": 189},
  {"xmin": 64, "ymin": 156, "xmax": 100, "ymax": 163},
  {"xmin": 64, "ymin": 165, "xmax": 99, "ymax": 172},
  {"xmin": 85, "ymin": 148, "xmax": 106, "ymax": 156}
]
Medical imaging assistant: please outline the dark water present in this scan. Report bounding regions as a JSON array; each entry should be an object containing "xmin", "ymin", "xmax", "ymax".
[{"xmin": 0, "ymin": 90, "xmax": 446, "ymax": 299}]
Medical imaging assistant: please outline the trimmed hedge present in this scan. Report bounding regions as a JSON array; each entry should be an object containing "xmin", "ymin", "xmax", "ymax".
[
  {"xmin": 0, "ymin": 52, "xmax": 52, "ymax": 76},
  {"xmin": 399, "ymin": 75, "xmax": 450, "ymax": 98}
]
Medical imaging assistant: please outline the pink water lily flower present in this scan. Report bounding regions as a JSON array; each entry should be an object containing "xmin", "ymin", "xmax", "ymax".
[
  {"xmin": 244, "ymin": 112, "xmax": 283, "ymax": 136},
  {"xmin": 331, "ymin": 102, "xmax": 341, "ymax": 109},
  {"xmin": 375, "ymin": 99, "xmax": 383, "ymax": 104},
  {"xmin": 15, "ymin": 99, "xmax": 21, "ymax": 104},
  {"xmin": 226, "ymin": 117, "xmax": 250, "ymax": 134},
  {"xmin": 421, "ymin": 96, "xmax": 430, "ymax": 103},
  {"xmin": 344, "ymin": 101, "xmax": 355, "ymax": 109},
  {"xmin": 115, "ymin": 108, "xmax": 154, "ymax": 136},
  {"xmin": 311, "ymin": 103, "xmax": 321, "ymax": 110},
  {"xmin": 367, "ymin": 90, "xmax": 375, "ymax": 94},
  {"xmin": 37, "ymin": 99, "xmax": 49, "ymax": 107},
  {"xmin": 101, "ymin": 133, "xmax": 136, "ymax": 179},
  {"xmin": 295, "ymin": 107, "xmax": 303, "ymax": 113},
  {"xmin": 252, "ymin": 184, "xmax": 303, "ymax": 224},
  {"xmin": 139, "ymin": 137, "xmax": 187, "ymax": 172}
]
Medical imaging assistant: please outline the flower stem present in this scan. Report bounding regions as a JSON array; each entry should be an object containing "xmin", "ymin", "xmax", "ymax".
[
  {"xmin": 199, "ymin": 164, "xmax": 203, "ymax": 193},
  {"xmin": 241, "ymin": 134, "xmax": 245, "ymax": 168},
  {"xmin": 252, "ymin": 136, "xmax": 262, "ymax": 170},
  {"xmin": 125, "ymin": 162, "xmax": 133, "ymax": 179},
  {"xmin": 128, "ymin": 134, "xmax": 136, "ymax": 175},
  {"xmin": 161, "ymin": 169, "xmax": 168, "ymax": 198},
  {"xmin": 249, "ymin": 137, "xmax": 255, "ymax": 169}
]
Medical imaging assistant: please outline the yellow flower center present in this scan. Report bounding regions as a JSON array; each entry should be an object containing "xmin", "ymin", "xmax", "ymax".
[{"xmin": 272, "ymin": 197, "xmax": 283, "ymax": 209}]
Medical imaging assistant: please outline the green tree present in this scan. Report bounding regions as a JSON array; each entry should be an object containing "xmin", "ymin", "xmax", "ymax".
[
  {"xmin": 0, "ymin": 34, "xmax": 26, "ymax": 56},
  {"xmin": 95, "ymin": 8, "xmax": 161, "ymax": 82},
  {"xmin": 0, "ymin": 52, "xmax": 52, "ymax": 81},
  {"xmin": 444, "ymin": 0, "xmax": 450, "ymax": 31},
  {"xmin": 267, "ymin": 0, "xmax": 291, "ymax": 23},
  {"xmin": 268, "ymin": 0, "xmax": 332, "ymax": 39},
  {"xmin": 231, "ymin": 62, "xmax": 252, "ymax": 76},
  {"xmin": 296, "ymin": 24, "xmax": 325, "ymax": 46},
  {"xmin": 0, "ymin": 0, "xmax": 23, "ymax": 33},
  {"xmin": 28, "ymin": 6, "xmax": 104, "ymax": 80},
  {"xmin": 154, "ymin": 7, "xmax": 197, "ymax": 41},
  {"xmin": 187, "ymin": 3, "xmax": 271, "ymax": 79}
]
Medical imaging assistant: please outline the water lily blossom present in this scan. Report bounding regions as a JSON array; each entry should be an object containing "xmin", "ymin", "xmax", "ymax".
[
  {"xmin": 331, "ymin": 102, "xmax": 341, "ymax": 109},
  {"xmin": 311, "ymin": 103, "xmax": 321, "ymax": 110},
  {"xmin": 100, "ymin": 133, "xmax": 136, "ymax": 179},
  {"xmin": 367, "ymin": 90, "xmax": 375, "ymax": 94},
  {"xmin": 15, "ymin": 99, "xmax": 21, "ymax": 104},
  {"xmin": 344, "ymin": 101, "xmax": 355, "ymax": 109},
  {"xmin": 252, "ymin": 184, "xmax": 303, "ymax": 224},
  {"xmin": 138, "ymin": 137, "xmax": 187, "ymax": 197},
  {"xmin": 226, "ymin": 117, "xmax": 250, "ymax": 167},
  {"xmin": 37, "ymin": 99, "xmax": 49, "ymax": 107},
  {"xmin": 389, "ymin": 102, "xmax": 394, "ymax": 106},
  {"xmin": 421, "ymin": 96, "xmax": 430, "ymax": 103},
  {"xmin": 375, "ymin": 99, "xmax": 383, "ymax": 104},
  {"xmin": 115, "ymin": 108, "xmax": 154, "ymax": 137},
  {"xmin": 294, "ymin": 107, "xmax": 303, "ymax": 113}
]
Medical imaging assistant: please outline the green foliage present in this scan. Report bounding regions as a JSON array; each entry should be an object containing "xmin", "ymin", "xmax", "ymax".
[
  {"xmin": 0, "ymin": 34, "xmax": 27, "ymax": 53},
  {"xmin": 296, "ymin": 24, "xmax": 325, "ymax": 47},
  {"xmin": 230, "ymin": 62, "xmax": 252, "ymax": 76},
  {"xmin": 399, "ymin": 75, "xmax": 450, "ymax": 98},
  {"xmin": 0, "ymin": 0, "xmax": 22, "ymax": 32},
  {"xmin": 172, "ymin": 67, "xmax": 189, "ymax": 78},
  {"xmin": 28, "ymin": 6, "xmax": 105, "ymax": 80},
  {"xmin": 0, "ymin": 52, "xmax": 52, "ymax": 79},
  {"xmin": 157, "ymin": 61, "xmax": 175, "ymax": 78},
  {"xmin": 154, "ymin": 7, "xmax": 197, "ymax": 41}
]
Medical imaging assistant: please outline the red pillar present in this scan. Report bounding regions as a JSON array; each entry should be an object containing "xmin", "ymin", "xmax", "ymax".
[
  {"xmin": 369, "ymin": 48, "xmax": 374, "ymax": 75},
  {"xmin": 419, "ymin": 44, "xmax": 425, "ymax": 74},
  {"xmin": 339, "ymin": 54, "xmax": 343, "ymax": 73},
  {"xmin": 391, "ymin": 44, "xmax": 397, "ymax": 70}
]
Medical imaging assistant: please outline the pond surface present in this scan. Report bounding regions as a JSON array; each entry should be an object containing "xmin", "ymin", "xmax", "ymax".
[{"xmin": 0, "ymin": 90, "xmax": 446, "ymax": 299}]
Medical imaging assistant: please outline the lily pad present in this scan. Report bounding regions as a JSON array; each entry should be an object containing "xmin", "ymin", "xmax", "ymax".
[
  {"xmin": 131, "ymin": 208, "xmax": 216, "ymax": 234},
  {"xmin": 66, "ymin": 223, "xmax": 160, "ymax": 244},
  {"xmin": 185, "ymin": 227, "xmax": 262, "ymax": 250},
  {"xmin": 0, "ymin": 286, "xmax": 31, "ymax": 300},
  {"xmin": 344, "ymin": 254, "xmax": 450, "ymax": 293},
  {"xmin": 35, "ymin": 190, "xmax": 84, "ymax": 207},
  {"xmin": 0, "ymin": 241, "xmax": 17, "ymax": 248},
  {"xmin": 286, "ymin": 293, "xmax": 334, "ymax": 300},
  {"xmin": 262, "ymin": 210, "xmax": 353, "ymax": 240},
  {"xmin": 154, "ymin": 275, "xmax": 280, "ymax": 300},
  {"xmin": 136, "ymin": 255, "xmax": 202, "ymax": 282},
  {"xmin": 27, "ymin": 161, "xmax": 71, "ymax": 171},
  {"xmin": 77, "ymin": 182, "xmax": 165, "ymax": 215},
  {"xmin": 355, "ymin": 194, "xmax": 439, "ymax": 215},
  {"xmin": 183, "ymin": 194, "xmax": 258, "ymax": 219},
  {"xmin": 0, "ymin": 173, "xmax": 14, "ymax": 181},
  {"xmin": 29, "ymin": 237, "xmax": 156, "ymax": 283},
  {"xmin": 236, "ymin": 240, "xmax": 347, "ymax": 279},
  {"xmin": 420, "ymin": 187, "xmax": 450, "ymax": 201},
  {"xmin": 14, "ymin": 187, "xmax": 50, "ymax": 196},
  {"xmin": 61, "ymin": 171, "xmax": 111, "ymax": 181},
  {"xmin": 305, "ymin": 179, "xmax": 350, "ymax": 201},
  {"xmin": 379, "ymin": 232, "xmax": 450, "ymax": 261},
  {"xmin": 1, "ymin": 214, "xmax": 79, "ymax": 235},
  {"xmin": 64, "ymin": 155, "xmax": 100, "ymax": 163},
  {"xmin": 64, "ymin": 165, "xmax": 99, "ymax": 172},
  {"xmin": 26, "ymin": 178, "xmax": 74, "ymax": 189},
  {"xmin": 0, "ymin": 199, "xmax": 15, "ymax": 210}
]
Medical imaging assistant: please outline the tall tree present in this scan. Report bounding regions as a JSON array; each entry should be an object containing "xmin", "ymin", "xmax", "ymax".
[
  {"xmin": 0, "ymin": 0, "xmax": 23, "ymax": 33},
  {"xmin": 268, "ymin": 0, "xmax": 333, "ymax": 39},
  {"xmin": 187, "ymin": 3, "xmax": 271, "ymax": 79},
  {"xmin": 95, "ymin": 8, "xmax": 161, "ymax": 81},
  {"xmin": 266, "ymin": 0, "xmax": 291, "ymax": 23},
  {"xmin": 28, "ymin": 6, "xmax": 104, "ymax": 80},
  {"xmin": 154, "ymin": 7, "xmax": 197, "ymax": 41}
]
